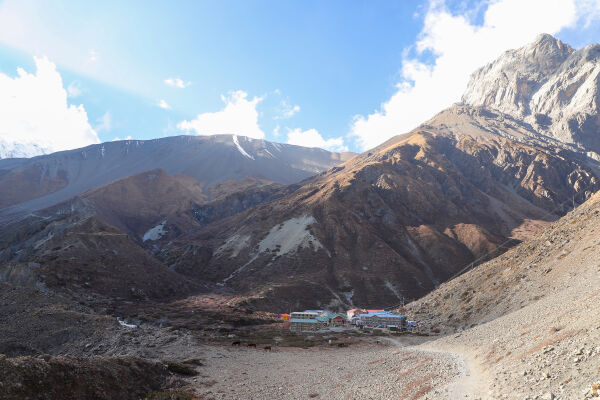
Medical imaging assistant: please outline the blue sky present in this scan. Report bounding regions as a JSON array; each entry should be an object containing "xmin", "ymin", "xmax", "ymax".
[{"xmin": 0, "ymin": 0, "xmax": 599, "ymax": 154}]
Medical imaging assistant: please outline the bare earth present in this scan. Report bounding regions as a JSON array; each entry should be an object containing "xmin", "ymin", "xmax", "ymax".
[{"xmin": 184, "ymin": 337, "xmax": 486, "ymax": 400}]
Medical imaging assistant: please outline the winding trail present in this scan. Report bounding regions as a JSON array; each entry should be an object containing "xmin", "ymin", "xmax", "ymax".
[{"xmin": 388, "ymin": 337, "xmax": 487, "ymax": 399}]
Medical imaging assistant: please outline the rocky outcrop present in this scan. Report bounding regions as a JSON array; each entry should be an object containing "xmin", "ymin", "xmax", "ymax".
[{"xmin": 463, "ymin": 34, "xmax": 600, "ymax": 155}]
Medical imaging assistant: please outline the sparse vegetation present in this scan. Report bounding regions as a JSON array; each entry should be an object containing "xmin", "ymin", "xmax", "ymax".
[{"xmin": 164, "ymin": 361, "xmax": 198, "ymax": 376}]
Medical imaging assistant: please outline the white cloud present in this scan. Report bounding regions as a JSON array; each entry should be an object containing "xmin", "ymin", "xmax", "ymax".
[
  {"xmin": 112, "ymin": 135, "xmax": 132, "ymax": 141},
  {"xmin": 157, "ymin": 99, "xmax": 171, "ymax": 109},
  {"xmin": 164, "ymin": 77, "xmax": 191, "ymax": 88},
  {"xmin": 0, "ymin": 56, "xmax": 99, "ymax": 154},
  {"xmin": 275, "ymin": 100, "xmax": 300, "ymax": 119},
  {"xmin": 273, "ymin": 125, "xmax": 281, "ymax": 138},
  {"xmin": 350, "ymin": 0, "xmax": 596, "ymax": 151},
  {"xmin": 286, "ymin": 128, "xmax": 347, "ymax": 152},
  {"xmin": 94, "ymin": 111, "xmax": 112, "ymax": 133},
  {"xmin": 67, "ymin": 80, "xmax": 83, "ymax": 98},
  {"xmin": 177, "ymin": 90, "xmax": 265, "ymax": 139}
]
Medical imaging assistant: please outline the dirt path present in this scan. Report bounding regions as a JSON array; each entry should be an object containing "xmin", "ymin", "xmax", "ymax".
[
  {"xmin": 423, "ymin": 346, "xmax": 487, "ymax": 399},
  {"xmin": 389, "ymin": 337, "xmax": 487, "ymax": 399},
  {"xmin": 187, "ymin": 337, "xmax": 487, "ymax": 399}
]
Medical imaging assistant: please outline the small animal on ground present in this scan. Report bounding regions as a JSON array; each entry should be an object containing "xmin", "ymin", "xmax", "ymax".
[
  {"xmin": 263, "ymin": 346, "xmax": 272, "ymax": 351},
  {"xmin": 231, "ymin": 341, "xmax": 241, "ymax": 346},
  {"xmin": 247, "ymin": 343, "xmax": 257, "ymax": 348}
]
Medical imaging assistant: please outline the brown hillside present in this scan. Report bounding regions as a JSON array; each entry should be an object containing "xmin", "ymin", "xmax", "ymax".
[{"xmin": 162, "ymin": 105, "xmax": 600, "ymax": 311}]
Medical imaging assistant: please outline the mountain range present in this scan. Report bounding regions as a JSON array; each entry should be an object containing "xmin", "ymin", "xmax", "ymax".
[
  {"xmin": 0, "ymin": 134, "xmax": 352, "ymax": 218},
  {"xmin": 1, "ymin": 33, "xmax": 600, "ymax": 315}
]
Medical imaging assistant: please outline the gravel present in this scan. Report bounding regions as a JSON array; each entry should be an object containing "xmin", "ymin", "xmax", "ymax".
[{"xmin": 187, "ymin": 337, "xmax": 484, "ymax": 400}]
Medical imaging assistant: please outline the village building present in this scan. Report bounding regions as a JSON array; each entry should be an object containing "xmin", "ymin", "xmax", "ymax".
[
  {"xmin": 304, "ymin": 309, "xmax": 325, "ymax": 315},
  {"xmin": 406, "ymin": 320, "xmax": 419, "ymax": 332},
  {"xmin": 289, "ymin": 311, "xmax": 325, "ymax": 332},
  {"xmin": 289, "ymin": 318, "xmax": 320, "ymax": 332},
  {"xmin": 346, "ymin": 308, "xmax": 385, "ymax": 320},
  {"xmin": 358, "ymin": 311, "xmax": 405, "ymax": 328},
  {"xmin": 330, "ymin": 314, "xmax": 346, "ymax": 326},
  {"xmin": 291, "ymin": 311, "xmax": 320, "ymax": 320}
]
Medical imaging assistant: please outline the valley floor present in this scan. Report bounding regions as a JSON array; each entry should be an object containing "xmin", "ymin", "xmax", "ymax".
[{"xmin": 183, "ymin": 337, "xmax": 486, "ymax": 400}]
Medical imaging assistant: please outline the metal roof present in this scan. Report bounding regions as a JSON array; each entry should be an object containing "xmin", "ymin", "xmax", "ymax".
[
  {"xmin": 360, "ymin": 312, "xmax": 405, "ymax": 318},
  {"xmin": 290, "ymin": 318, "xmax": 319, "ymax": 323}
]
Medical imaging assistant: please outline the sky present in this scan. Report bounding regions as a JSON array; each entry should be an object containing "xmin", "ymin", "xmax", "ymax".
[{"xmin": 0, "ymin": 0, "xmax": 599, "ymax": 155}]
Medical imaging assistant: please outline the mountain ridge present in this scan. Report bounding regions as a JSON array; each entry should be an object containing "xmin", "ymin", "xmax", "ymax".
[{"xmin": 0, "ymin": 134, "xmax": 354, "ymax": 221}]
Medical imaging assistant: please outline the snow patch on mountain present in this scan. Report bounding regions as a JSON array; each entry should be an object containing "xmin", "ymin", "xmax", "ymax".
[
  {"xmin": 0, "ymin": 139, "xmax": 50, "ymax": 159},
  {"xmin": 232, "ymin": 135, "xmax": 254, "ymax": 160},
  {"xmin": 143, "ymin": 220, "xmax": 167, "ymax": 241}
]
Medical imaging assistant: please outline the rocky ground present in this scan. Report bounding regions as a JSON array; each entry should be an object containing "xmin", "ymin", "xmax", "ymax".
[
  {"xmin": 407, "ymin": 192, "xmax": 600, "ymax": 399},
  {"xmin": 172, "ymin": 336, "xmax": 485, "ymax": 400},
  {"xmin": 0, "ymin": 311, "xmax": 489, "ymax": 400},
  {"xmin": 0, "ymin": 355, "xmax": 170, "ymax": 400}
]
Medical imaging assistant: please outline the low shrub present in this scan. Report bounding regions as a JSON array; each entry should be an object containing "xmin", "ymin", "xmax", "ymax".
[{"xmin": 163, "ymin": 361, "xmax": 197, "ymax": 376}]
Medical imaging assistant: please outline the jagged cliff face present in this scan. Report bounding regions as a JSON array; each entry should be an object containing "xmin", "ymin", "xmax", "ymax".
[{"xmin": 463, "ymin": 34, "xmax": 600, "ymax": 156}]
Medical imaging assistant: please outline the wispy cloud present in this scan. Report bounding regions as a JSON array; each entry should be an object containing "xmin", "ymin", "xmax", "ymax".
[
  {"xmin": 94, "ymin": 111, "xmax": 112, "ymax": 133},
  {"xmin": 350, "ymin": 0, "xmax": 597, "ymax": 151},
  {"xmin": 157, "ymin": 99, "xmax": 171, "ymax": 109},
  {"xmin": 67, "ymin": 80, "xmax": 83, "ymax": 98},
  {"xmin": 178, "ymin": 90, "xmax": 265, "ymax": 139},
  {"xmin": 274, "ymin": 99, "xmax": 300, "ymax": 119},
  {"xmin": 88, "ymin": 49, "xmax": 99, "ymax": 62},
  {"xmin": 164, "ymin": 77, "xmax": 191, "ymax": 88}
]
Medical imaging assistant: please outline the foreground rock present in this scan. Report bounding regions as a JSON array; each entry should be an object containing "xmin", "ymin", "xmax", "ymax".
[{"xmin": 0, "ymin": 355, "xmax": 169, "ymax": 400}]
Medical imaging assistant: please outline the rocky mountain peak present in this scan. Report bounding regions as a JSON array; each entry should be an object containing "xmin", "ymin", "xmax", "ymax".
[
  {"xmin": 530, "ymin": 33, "xmax": 572, "ymax": 55},
  {"xmin": 461, "ymin": 34, "xmax": 600, "ymax": 156}
]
